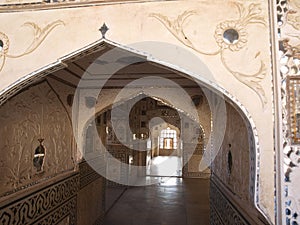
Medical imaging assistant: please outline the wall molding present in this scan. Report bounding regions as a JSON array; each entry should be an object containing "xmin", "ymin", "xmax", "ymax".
[
  {"xmin": 79, "ymin": 160, "xmax": 102, "ymax": 190},
  {"xmin": 210, "ymin": 175, "xmax": 270, "ymax": 225},
  {"xmin": 0, "ymin": 172, "xmax": 79, "ymax": 225}
]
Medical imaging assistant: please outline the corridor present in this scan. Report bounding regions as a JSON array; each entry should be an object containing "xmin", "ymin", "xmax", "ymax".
[{"xmin": 104, "ymin": 178, "xmax": 210, "ymax": 225}]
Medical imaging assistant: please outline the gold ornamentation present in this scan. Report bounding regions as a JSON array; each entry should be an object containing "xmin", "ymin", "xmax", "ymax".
[
  {"xmin": 0, "ymin": 20, "xmax": 65, "ymax": 72},
  {"xmin": 150, "ymin": 3, "xmax": 268, "ymax": 107}
]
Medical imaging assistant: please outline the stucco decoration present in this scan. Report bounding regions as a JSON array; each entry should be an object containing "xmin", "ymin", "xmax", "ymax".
[
  {"xmin": 0, "ymin": 81, "xmax": 75, "ymax": 197},
  {"xmin": 0, "ymin": 20, "xmax": 65, "ymax": 73},
  {"xmin": 278, "ymin": 0, "xmax": 300, "ymax": 224},
  {"xmin": 286, "ymin": 0, "xmax": 300, "ymax": 30},
  {"xmin": 212, "ymin": 102, "xmax": 251, "ymax": 202},
  {"xmin": 150, "ymin": 2, "xmax": 267, "ymax": 107}
]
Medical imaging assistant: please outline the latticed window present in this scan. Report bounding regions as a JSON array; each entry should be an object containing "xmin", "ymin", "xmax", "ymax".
[{"xmin": 159, "ymin": 127, "xmax": 177, "ymax": 149}]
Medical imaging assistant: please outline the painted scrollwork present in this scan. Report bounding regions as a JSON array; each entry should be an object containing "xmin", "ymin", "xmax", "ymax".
[
  {"xmin": 0, "ymin": 20, "xmax": 65, "ymax": 72},
  {"xmin": 150, "ymin": 3, "xmax": 267, "ymax": 107}
]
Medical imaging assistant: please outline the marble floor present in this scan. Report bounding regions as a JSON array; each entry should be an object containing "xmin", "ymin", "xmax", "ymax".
[{"xmin": 104, "ymin": 178, "xmax": 210, "ymax": 225}]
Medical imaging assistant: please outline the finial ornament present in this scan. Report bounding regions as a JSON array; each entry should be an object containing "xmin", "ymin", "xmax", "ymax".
[{"xmin": 99, "ymin": 23, "xmax": 109, "ymax": 38}]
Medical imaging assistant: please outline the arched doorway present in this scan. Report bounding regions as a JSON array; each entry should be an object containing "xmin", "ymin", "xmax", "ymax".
[{"xmin": 0, "ymin": 38, "xmax": 270, "ymax": 224}]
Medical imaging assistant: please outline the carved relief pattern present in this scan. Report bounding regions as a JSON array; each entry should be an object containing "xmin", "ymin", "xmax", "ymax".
[
  {"xmin": 79, "ymin": 160, "xmax": 103, "ymax": 189},
  {"xmin": 93, "ymin": 215, "xmax": 104, "ymax": 225},
  {"xmin": 0, "ymin": 174, "xmax": 79, "ymax": 225},
  {"xmin": 150, "ymin": 3, "xmax": 268, "ymax": 107},
  {"xmin": 106, "ymin": 146, "xmax": 130, "ymax": 187},
  {"xmin": 277, "ymin": 0, "xmax": 300, "ymax": 224},
  {"xmin": 0, "ymin": 81, "xmax": 74, "ymax": 197},
  {"xmin": 0, "ymin": 20, "xmax": 65, "ymax": 73},
  {"xmin": 211, "ymin": 102, "xmax": 251, "ymax": 202},
  {"xmin": 0, "ymin": 63, "xmax": 66, "ymax": 107},
  {"xmin": 210, "ymin": 179, "xmax": 249, "ymax": 225},
  {"xmin": 36, "ymin": 197, "xmax": 76, "ymax": 225},
  {"xmin": 210, "ymin": 203, "xmax": 225, "ymax": 225}
]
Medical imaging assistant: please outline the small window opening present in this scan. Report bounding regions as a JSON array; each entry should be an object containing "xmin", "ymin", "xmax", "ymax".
[{"xmin": 33, "ymin": 139, "xmax": 45, "ymax": 172}]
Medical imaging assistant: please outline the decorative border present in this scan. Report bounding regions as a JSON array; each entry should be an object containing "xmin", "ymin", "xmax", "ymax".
[
  {"xmin": 0, "ymin": 62, "xmax": 65, "ymax": 107},
  {"xmin": 79, "ymin": 160, "xmax": 103, "ymax": 189},
  {"xmin": 276, "ymin": 0, "xmax": 300, "ymax": 224},
  {"xmin": 93, "ymin": 214, "xmax": 104, "ymax": 225},
  {"xmin": 0, "ymin": 0, "xmax": 150, "ymax": 12},
  {"xmin": 0, "ymin": 173, "xmax": 79, "ymax": 225},
  {"xmin": 35, "ymin": 197, "xmax": 77, "ymax": 225},
  {"xmin": 287, "ymin": 76, "xmax": 300, "ymax": 144},
  {"xmin": 210, "ymin": 178, "xmax": 250, "ymax": 225}
]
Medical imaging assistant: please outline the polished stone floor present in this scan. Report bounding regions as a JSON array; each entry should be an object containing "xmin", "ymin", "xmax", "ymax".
[{"xmin": 104, "ymin": 178, "xmax": 210, "ymax": 225}]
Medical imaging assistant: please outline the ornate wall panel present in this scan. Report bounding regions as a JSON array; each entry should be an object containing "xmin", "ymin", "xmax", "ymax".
[
  {"xmin": 212, "ymin": 102, "xmax": 252, "ymax": 203},
  {"xmin": 277, "ymin": 0, "xmax": 300, "ymax": 224},
  {"xmin": 79, "ymin": 160, "xmax": 103, "ymax": 190},
  {"xmin": 210, "ymin": 176, "xmax": 270, "ymax": 225},
  {"xmin": 210, "ymin": 178, "xmax": 249, "ymax": 225},
  {"xmin": 0, "ymin": 173, "xmax": 79, "ymax": 225},
  {"xmin": 106, "ymin": 145, "xmax": 130, "ymax": 187},
  {"xmin": 0, "ymin": 81, "xmax": 75, "ymax": 197}
]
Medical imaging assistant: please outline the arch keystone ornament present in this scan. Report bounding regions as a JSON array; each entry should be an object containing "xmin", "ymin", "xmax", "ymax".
[{"xmin": 99, "ymin": 23, "xmax": 109, "ymax": 39}]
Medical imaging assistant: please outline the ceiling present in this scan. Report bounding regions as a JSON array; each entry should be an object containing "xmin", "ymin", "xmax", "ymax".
[{"xmin": 48, "ymin": 42, "xmax": 202, "ymax": 90}]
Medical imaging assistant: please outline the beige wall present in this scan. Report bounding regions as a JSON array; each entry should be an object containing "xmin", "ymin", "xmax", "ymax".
[
  {"xmin": 0, "ymin": 81, "xmax": 75, "ymax": 197},
  {"xmin": 0, "ymin": 0, "xmax": 275, "ymax": 222},
  {"xmin": 213, "ymin": 102, "xmax": 251, "ymax": 202},
  {"xmin": 77, "ymin": 177, "xmax": 105, "ymax": 225}
]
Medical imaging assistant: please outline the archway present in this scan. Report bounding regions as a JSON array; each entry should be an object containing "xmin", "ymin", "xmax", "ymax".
[{"xmin": 0, "ymin": 38, "xmax": 270, "ymax": 224}]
